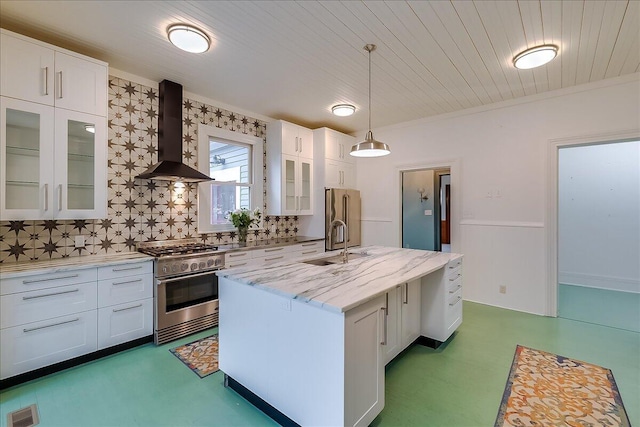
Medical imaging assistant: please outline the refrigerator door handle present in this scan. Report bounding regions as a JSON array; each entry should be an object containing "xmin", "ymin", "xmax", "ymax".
[{"xmin": 343, "ymin": 194, "xmax": 349, "ymax": 243}]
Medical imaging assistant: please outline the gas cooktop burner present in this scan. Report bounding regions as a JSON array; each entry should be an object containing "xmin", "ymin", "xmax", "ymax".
[{"xmin": 137, "ymin": 239, "xmax": 219, "ymax": 257}]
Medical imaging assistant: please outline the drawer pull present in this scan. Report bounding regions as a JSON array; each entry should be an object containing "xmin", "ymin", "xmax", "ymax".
[
  {"xmin": 112, "ymin": 278, "xmax": 143, "ymax": 286},
  {"xmin": 112, "ymin": 265, "xmax": 143, "ymax": 272},
  {"xmin": 448, "ymin": 261, "xmax": 461, "ymax": 269},
  {"xmin": 22, "ymin": 288, "xmax": 79, "ymax": 300},
  {"xmin": 301, "ymin": 243, "xmax": 317, "ymax": 247},
  {"xmin": 301, "ymin": 250, "xmax": 317, "ymax": 255},
  {"xmin": 23, "ymin": 317, "xmax": 79, "ymax": 333},
  {"xmin": 449, "ymin": 285, "xmax": 462, "ymax": 294},
  {"xmin": 228, "ymin": 252, "xmax": 247, "ymax": 258},
  {"xmin": 113, "ymin": 303, "xmax": 142, "ymax": 313},
  {"xmin": 265, "ymin": 256, "xmax": 284, "ymax": 261},
  {"xmin": 449, "ymin": 274, "xmax": 462, "ymax": 281},
  {"xmin": 449, "ymin": 296, "xmax": 462, "ymax": 306},
  {"xmin": 229, "ymin": 262, "xmax": 248, "ymax": 267},
  {"xmin": 23, "ymin": 274, "xmax": 79, "ymax": 284},
  {"xmin": 265, "ymin": 247, "xmax": 284, "ymax": 253}
]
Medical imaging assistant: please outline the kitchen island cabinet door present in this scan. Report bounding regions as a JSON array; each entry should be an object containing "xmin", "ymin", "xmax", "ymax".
[
  {"xmin": 383, "ymin": 286, "xmax": 402, "ymax": 365},
  {"xmin": 401, "ymin": 279, "xmax": 422, "ymax": 348},
  {"xmin": 345, "ymin": 294, "xmax": 386, "ymax": 427}
]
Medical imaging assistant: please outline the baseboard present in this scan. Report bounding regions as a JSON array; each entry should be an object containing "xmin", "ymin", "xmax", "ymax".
[{"xmin": 0, "ymin": 335, "xmax": 153, "ymax": 390}]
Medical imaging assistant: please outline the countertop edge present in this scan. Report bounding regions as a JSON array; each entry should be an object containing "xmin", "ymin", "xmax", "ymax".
[{"xmin": 0, "ymin": 253, "xmax": 154, "ymax": 278}]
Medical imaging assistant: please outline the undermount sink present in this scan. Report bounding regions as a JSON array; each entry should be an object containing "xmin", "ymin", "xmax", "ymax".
[{"xmin": 302, "ymin": 252, "xmax": 370, "ymax": 266}]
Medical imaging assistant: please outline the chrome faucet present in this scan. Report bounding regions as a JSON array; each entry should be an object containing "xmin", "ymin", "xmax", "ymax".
[{"xmin": 329, "ymin": 219, "xmax": 348, "ymax": 263}]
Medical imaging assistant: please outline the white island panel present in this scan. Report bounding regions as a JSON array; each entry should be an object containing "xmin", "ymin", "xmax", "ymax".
[{"xmin": 219, "ymin": 277, "xmax": 346, "ymax": 426}]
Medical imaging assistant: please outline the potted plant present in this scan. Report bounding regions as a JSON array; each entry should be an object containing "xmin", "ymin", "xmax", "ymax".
[{"xmin": 227, "ymin": 208, "xmax": 262, "ymax": 245}]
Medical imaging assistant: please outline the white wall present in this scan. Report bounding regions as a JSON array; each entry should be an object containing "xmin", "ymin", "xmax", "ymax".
[
  {"xmin": 356, "ymin": 74, "xmax": 640, "ymax": 315},
  {"xmin": 558, "ymin": 141, "xmax": 640, "ymax": 293}
]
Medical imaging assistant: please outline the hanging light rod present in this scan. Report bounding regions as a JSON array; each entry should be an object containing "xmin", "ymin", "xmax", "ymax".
[{"xmin": 350, "ymin": 44, "xmax": 390, "ymax": 158}]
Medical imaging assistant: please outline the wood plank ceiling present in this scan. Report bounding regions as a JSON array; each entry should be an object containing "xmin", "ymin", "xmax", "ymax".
[{"xmin": 0, "ymin": 0, "xmax": 638, "ymax": 134}]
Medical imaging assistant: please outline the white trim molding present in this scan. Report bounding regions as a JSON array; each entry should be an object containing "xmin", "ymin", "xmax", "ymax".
[
  {"xmin": 459, "ymin": 220, "xmax": 544, "ymax": 228},
  {"xmin": 546, "ymin": 128, "xmax": 640, "ymax": 317}
]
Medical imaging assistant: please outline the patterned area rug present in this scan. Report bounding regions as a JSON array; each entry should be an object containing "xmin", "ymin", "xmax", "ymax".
[
  {"xmin": 495, "ymin": 345, "xmax": 630, "ymax": 426},
  {"xmin": 169, "ymin": 334, "xmax": 219, "ymax": 378}
]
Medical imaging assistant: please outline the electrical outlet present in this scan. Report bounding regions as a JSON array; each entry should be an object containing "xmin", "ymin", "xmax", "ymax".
[{"xmin": 499, "ymin": 285, "xmax": 507, "ymax": 294}]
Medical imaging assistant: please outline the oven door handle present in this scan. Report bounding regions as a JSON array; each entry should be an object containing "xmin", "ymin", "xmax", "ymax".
[{"xmin": 158, "ymin": 270, "xmax": 221, "ymax": 284}]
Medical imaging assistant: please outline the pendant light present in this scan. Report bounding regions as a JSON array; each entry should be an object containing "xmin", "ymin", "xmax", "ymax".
[{"xmin": 350, "ymin": 44, "xmax": 390, "ymax": 158}]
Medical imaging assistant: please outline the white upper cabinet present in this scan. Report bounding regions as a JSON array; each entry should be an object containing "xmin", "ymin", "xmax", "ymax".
[
  {"xmin": 0, "ymin": 33, "xmax": 55, "ymax": 106},
  {"xmin": 267, "ymin": 120, "xmax": 314, "ymax": 216},
  {"xmin": 0, "ymin": 30, "xmax": 107, "ymax": 116},
  {"xmin": 53, "ymin": 52, "xmax": 107, "ymax": 117},
  {"xmin": 281, "ymin": 121, "xmax": 313, "ymax": 159},
  {"xmin": 0, "ymin": 29, "xmax": 108, "ymax": 220},
  {"xmin": 313, "ymin": 127, "xmax": 357, "ymax": 190},
  {"xmin": 323, "ymin": 129, "xmax": 355, "ymax": 165}
]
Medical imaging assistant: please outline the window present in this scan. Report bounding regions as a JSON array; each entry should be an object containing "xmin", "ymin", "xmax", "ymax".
[{"xmin": 197, "ymin": 124, "xmax": 264, "ymax": 233}]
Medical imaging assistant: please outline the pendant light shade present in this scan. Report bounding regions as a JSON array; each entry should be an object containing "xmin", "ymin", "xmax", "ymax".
[{"xmin": 351, "ymin": 44, "xmax": 390, "ymax": 158}]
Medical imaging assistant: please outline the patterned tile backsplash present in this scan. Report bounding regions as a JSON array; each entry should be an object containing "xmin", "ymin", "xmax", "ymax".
[{"xmin": 0, "ymin": 76, "xmax": 298, "ymax": 263}]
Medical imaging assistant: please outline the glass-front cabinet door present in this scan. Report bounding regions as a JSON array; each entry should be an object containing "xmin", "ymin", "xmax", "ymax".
[
  {"xmin": 54, "ymin": 108, "xmax": 106, "ymax": 219},
  {"xmin": 298, "ymin": 158, "xmax": 313, "ymax": 215},
  {"xmin": 1, "ymin": 96, "xmax": 106, "ymax": 220},
  {"xmin": 282, "ymin": 154, "xmax": 297, "ymax": 214},
  {"xmin": 0, "ymin": 96, "xmax": 54, "ymax": 219}
]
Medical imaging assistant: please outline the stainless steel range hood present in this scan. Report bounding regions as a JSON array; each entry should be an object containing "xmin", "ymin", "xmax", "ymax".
[{"xmin": 136, "ymin": 80, "xmax": 213, "ymax": 182}]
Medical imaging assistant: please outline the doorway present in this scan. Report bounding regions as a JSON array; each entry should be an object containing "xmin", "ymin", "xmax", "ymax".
[
  {"xmin": 401, "ymin": 168, "xmax": 451, "ymax": 252},
  {"xmin": 557, "ymin": 140, "xmax": 639, "ymax": 331}
]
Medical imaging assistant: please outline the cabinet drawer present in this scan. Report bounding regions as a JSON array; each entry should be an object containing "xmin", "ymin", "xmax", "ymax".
[
  {"xmin": 447, "ymin": 275, "xmax": 462, "ymax": 294},
  {"xmin": 97, "ymin": 273, "xmax": 153, "ymax": 308},
  {"xmin": 98, "ymin": 261, "xmax": 153, "ymax": 281},
  {"xmin": 1, "ymin": 268, "xmax": 97, "ymax": 295},
  {"xmin": 263, "ymin": 246, "xmax": 291, "ymax": 255},
  {"xmin": 97, "ymin": 298, "xmax": 153, "ymax": 350},
  {"xmin": 258, "ymin": 254, "xmax": 289, "ymax": 264},
  {"xmin": 448, "ymin": 288, "xmax": 462, "ymax": 309},
  {"xmin": 293, "ymin": 241, "xmax": 324, "ymax": 251},
  {"xmin": 225, "ymin": 251, "xmax": 252, "ymax": 265},
  {"xmin": 1, "ymin": 282, "xmax": 97, "ymax": 328},
  {"xmin": 290, "ymin": 248, "xmax": 323, "ymax": 259},
  {"xmin": 0, "ymin": 310, "xmax": 97, "ymax": 380},
  {"xmin": 446, "ymin": 258, "xmax": 462, "ymax": 274}
]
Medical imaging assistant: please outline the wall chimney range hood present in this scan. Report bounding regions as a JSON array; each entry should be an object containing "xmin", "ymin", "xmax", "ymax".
[{"xmin": 136, "ymin": 79, "xmax": 213, "ymax": 182}]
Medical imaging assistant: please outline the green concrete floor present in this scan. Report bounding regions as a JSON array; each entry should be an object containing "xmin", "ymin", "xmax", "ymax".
[{"xmin": 1, "ymin": 301, "xmax": 638, "ymax": 427}]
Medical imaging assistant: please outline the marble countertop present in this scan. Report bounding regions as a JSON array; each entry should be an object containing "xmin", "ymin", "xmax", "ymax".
[
  {"xmin": 0, "ymin": 252, "xmax": 154, "ymax": 278},
  {"xmin": 0, "ymin": 236, "xmax": 324, "ymax": 279},
  {"xmin": 217, "ymin": 235, "xmax": 324, "ymax": 253},
  {"xmin": 217, "ymin": 246, "xmax": 463, "ymax": 313}
]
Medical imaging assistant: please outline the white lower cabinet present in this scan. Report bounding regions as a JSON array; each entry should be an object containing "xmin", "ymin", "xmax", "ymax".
[
  {"xmin": 345, "ymin": 294, "xmax": 385, "ymax": 427},
  {"xmin": 0, "ymin": 310, "xmax": 97, "ymax": 379},
  {"xmin": 223, "ymin": 241, "xmax": 324, "ymax": 268},
  {"xmin": 421, "ymin": 256, "xmax": 464, "ymax": 343},
  {"xmin": 97, "ymin": 298, "xmax": 153, "ymax": 350},
  {"xmin": 383, "ymin": 279, "xmax": 421, "ymax": 365},
  {"xmin": 0, "ymin": 258, "xmax": 153, "ymax": 380}
]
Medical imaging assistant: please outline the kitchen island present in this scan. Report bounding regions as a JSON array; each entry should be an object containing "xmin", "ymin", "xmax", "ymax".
[{"xmin": 217, "ymin": 246, "xmax": 463, "ymax": 427}]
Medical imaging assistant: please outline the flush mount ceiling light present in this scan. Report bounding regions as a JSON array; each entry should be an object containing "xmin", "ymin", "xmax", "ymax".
[
  {"xmin": 513, "ymin": 44, "xmax": 558, "ymax": 69},
  {"xmin": 167, "ymin": 24, "xmax": 210, "ymax": 53},
  {"xmin": 350, "ymin": 44, "xmax": 390, "ymax": 158},
  {"xmin": 332, "ymin": 104, "xmax": 356, "ymax": 117}
]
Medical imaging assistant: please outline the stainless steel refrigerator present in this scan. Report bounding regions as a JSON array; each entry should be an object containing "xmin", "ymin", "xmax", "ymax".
[{"xmin": 325, "ymin": 188, "xmax": 361, "ymax": 251}]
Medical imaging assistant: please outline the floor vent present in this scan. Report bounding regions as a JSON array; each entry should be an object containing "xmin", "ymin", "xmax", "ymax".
[{"xmin": 7, "ymin": 404, "xmax": 39, "ymax": 427}]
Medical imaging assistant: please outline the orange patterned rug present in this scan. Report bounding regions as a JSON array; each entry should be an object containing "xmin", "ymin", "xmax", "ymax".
[
  {"xmin": 495, "ymin": 345, "xmax": 630, "ymax": 427},
  {"xmin": 169, "ymin": 334, "xmax": 219, "ymax": 378}
]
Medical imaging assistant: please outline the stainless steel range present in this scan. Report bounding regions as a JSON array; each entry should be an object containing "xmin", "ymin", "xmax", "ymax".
[{"xmin": 138, "ymin": 239, "xmax": 224, "ymax": 344}]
